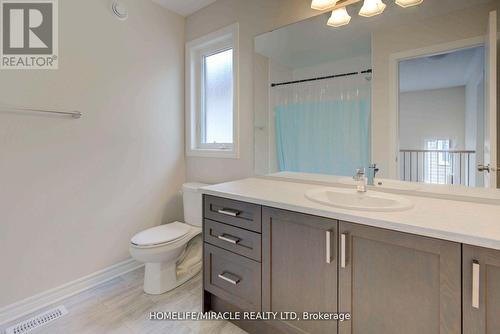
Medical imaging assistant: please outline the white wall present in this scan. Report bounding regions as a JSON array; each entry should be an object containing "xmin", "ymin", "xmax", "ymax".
[
  {"xmin": 497, "ymin": 38, "xmax": 500, "ymax": 188},
  {"xmin": 254, "ymin": 57, "xmax": 293, "ymax": 175},
  {"xmin": 268, "ymin": 60, "xmax": 294, "ymax": 173},
  {"xmin": 372, "ymin": 2, "xmax": 500, "ymax": 179},
  {"xmin": 253, "ymin": 53, "xmax": 271, "ymax": 175},
  {"xmin": 465, "ymin": 53, "xmax": 485, "ymax": 151},
  {"xmin": 464, "ymin": 51, "xmax": 485, "ymax": 187},
  {"xmin": 185, "ymin": 0, "xmax": 319, "ymax": 184},
  {"xmin": 399, "ymin": 87, "xmax": 466, "ymax": 150},
  {"xmin": 0, "ymin": 0, "xmax": 185, "ymax": 308}
]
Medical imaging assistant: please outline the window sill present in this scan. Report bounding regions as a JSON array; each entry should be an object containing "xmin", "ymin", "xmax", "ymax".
[{"xmin": 186, "ymin": 148, "xmax": 239, "ymax": 159}]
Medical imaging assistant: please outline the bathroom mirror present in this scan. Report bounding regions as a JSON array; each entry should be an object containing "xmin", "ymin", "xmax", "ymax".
[{"xmin": 253, "ymin": 0, "xmax": 500, "ymax": 189}]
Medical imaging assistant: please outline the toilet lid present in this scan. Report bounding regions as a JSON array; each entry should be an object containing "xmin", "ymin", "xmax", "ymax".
[{"xmin": 131, "ymin": 222, "xmax": 191, "ymax": 247}]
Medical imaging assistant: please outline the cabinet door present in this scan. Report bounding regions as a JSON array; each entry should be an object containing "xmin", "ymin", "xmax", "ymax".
[
  {"xmin": 463, "ymin": 245, "xmax": 500, "ymax": 334},
  {"xmin": 262, "ymin": 207, "xmax": 338, "ymax": 334},
  {"xmin": 338, "ymin": 221, "xmax": 461, "ymax": 334}
]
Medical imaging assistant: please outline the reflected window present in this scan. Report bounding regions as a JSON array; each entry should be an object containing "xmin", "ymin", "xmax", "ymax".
[{"xmin": 424, "ymin": 139, "xmax": 451, "ymax": 184}]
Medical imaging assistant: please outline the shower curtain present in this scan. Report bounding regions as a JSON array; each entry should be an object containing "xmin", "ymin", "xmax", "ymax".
[{"xmin": 273, "ymin": 74, "xmax": 371, "ymax": 176}]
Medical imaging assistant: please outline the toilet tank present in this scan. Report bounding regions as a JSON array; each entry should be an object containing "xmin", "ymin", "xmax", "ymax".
[{"xmin": 182, "ymin": 183, "xmax": 208, "ymax": 227}]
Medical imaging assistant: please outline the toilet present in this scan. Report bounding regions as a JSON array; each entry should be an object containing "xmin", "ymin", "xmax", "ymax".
[{"xmin": 129, "ymin": 183, "xmax": 207, "ymax": 295}]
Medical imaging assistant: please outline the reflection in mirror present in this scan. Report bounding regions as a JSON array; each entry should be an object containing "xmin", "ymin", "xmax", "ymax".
[
  {"xmin": 398, "ymin": 47, "xmax": 486, "ymax": 188},
  {"xmin": 270, "ymin": 69, "xmax": 372, "ymax": 176},
  {"xmin": 254, "ymin": 12, "xmax": 372, "ymax": 176},
  {"xmin": 254, "ymin": 0, "xmax": 499, "ymax": 190}
]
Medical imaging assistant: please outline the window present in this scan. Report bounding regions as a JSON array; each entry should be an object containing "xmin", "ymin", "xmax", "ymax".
[
  {"xmin": 424, "ymin": 139, "xmax": 451, "ymax": 184},
  {"xmin": 186, "ymin": 23, "xmax": 239, "ymax": 158},
  {"xmin": 202, "ymin": 49, "xmax": 233, "ymax": 148}
]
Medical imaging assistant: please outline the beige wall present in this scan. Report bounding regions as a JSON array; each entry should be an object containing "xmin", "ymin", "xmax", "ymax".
[
  {"xmin": 498, "ymin": 39, "xmax": 500, "ymax": 187},
  {"xmin": 372, "ymin": 2, "xmax": 500, "ymax": 179},
  {"xmin": 0, "ymin": 0, "xmax": 185, "ymax": 307},
  {"xmin": 185, "ymin": 0, "xmax": 318, "ymax": 183},
  {"xmin": 399, "ymin": 87, "xmax": 467, "ymax": 150}
]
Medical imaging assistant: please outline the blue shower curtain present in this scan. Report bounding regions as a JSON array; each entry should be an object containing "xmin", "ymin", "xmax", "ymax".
[{"xmin": 275, "ymin": 100, "xmax": 370, "ymax": 176}]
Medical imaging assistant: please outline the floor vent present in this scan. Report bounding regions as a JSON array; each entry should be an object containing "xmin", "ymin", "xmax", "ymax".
[{"xmin": 5, "ymin": 306, "xmax": 68, "ymax": 334}]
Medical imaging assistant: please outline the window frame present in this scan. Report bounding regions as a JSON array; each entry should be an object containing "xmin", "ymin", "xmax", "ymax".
[{"xmin": 186, "ymin": 23, "xmax": 239, "ymax": 159}]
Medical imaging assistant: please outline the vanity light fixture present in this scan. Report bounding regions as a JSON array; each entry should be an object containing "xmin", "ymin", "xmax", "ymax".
[
  {"xmin": 311, "ymin": 0, "xmax": 338, "ymax": 11},
  {"xmin": 313, "ymin": 0, "xmax": 423, "ymax": 28},
  {"xmin": 395, "ymin": 0, "xmax": 423, "ymax": 7},
  {"xmin": 359, "ymin": 0, "xmax": 386, "ymax": 17},
  {"xmin": 327, "ymin": 7, "xmax": 351, "ymax": 27}
]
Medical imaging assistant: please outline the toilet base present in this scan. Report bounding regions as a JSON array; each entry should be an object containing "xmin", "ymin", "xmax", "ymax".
[
  {"xmin": 143, "ymin": 261, "xmax": 201, "ymax": 295},
  {"xmin": 142, "ymin": 234, "xmax": 202, "ymax": 295}
]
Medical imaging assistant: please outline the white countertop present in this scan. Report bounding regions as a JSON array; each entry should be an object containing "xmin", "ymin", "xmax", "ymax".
[{"xmin": 202, "ymin": 177, "xmax": 500, "ymax": 251}]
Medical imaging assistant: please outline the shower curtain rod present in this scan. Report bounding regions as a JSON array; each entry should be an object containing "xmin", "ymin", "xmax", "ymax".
[{"xmin": 270, "ymin": 69, "xmax": 372, "ymax": 88}]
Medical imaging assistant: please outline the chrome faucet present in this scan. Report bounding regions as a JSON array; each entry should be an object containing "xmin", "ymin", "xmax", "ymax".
[
  {"xmin": 367, "ymin": 163, "xmax": 380, "ymax": 186},
  {"xmin": 353, "ymin": 168, "xmax": 367, "ymax": 193}
]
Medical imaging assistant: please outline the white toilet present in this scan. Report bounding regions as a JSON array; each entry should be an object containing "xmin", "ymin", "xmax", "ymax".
[{"xmin": 129, "ymin": 183, "xmax": 207, "ymax": 295}]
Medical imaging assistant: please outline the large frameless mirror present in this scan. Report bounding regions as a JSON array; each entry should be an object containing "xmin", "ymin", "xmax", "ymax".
[{"xmin": 253, "ymin": 0, "xmax": 499, "ymax": 189}]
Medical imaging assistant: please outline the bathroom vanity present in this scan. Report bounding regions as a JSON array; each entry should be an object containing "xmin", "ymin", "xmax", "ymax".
[
  {"xmin": 204, "ymin": 2, "xmax": 500, "ymax": 333},
  {"xmin": 201, "ymin": 177, "xmax": 500, "ymax": 334}
]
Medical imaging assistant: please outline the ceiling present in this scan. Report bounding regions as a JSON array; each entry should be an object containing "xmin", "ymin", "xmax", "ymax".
[
  {"xmin": 151, "ymin": 0, "xmax": 216, "ymax": 16},
  {"xmin": 399, "ymin": 47, "xmax": 484, "ymax": 93}
]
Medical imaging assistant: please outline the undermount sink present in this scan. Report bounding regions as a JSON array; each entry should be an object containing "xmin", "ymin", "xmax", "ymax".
[{"xmin": 305, "ymin": 187, "xmax": 414, "ymax": 212}]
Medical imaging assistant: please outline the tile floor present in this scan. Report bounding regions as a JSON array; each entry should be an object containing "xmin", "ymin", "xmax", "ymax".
[{"xmin": 0, "ymin": 268, "xmax": 247, "ymax": 334}]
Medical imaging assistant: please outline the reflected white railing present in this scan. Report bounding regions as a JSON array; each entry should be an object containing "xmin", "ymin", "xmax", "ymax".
[{"xmin": 399, "ymin": 149, "xmax": 476, "ymax": 186}]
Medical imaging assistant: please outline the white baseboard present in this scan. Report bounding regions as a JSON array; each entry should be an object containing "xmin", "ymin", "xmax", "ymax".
[{"xmin": 0, "ymin": 258, "xmax": 144, "ymax": 326}]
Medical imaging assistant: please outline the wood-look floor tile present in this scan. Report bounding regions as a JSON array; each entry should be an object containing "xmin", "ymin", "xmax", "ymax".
[{"xmin": 1, "ymin": 268, "xmax": 247, "ymax": 334}]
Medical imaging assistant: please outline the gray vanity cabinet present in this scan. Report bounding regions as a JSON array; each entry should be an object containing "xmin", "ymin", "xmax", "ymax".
[
  {"xmin": 203, "ymin": 196, "xmax": 478, "ymax": 334},
  {"xmin": 262, "ymin": 207, "xmax": 338, "ymax": 334},
  {"xmin": 338, "ymin": 221, "xmax": 462, "ymax": 334},
  {"xmin": 463, "ymin": 245, "xmax": 500, "ymax": 334}
]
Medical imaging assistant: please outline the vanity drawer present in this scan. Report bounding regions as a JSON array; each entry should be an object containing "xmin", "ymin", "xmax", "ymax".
[
  {"xmin": 204, "ymin": 195, "xmax": 262, "ymax": 233},
  {"xmin": 204, "ymin": 219, "xmax": 261, "ymax": 262},
  {"xmin": 204, "ymin": 243, "xmax": 261, "ymax": 312}
]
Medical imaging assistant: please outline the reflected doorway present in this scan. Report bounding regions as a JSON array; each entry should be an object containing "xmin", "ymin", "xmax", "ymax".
[{"xmin": 398, "ymin": 46, "xmax": 486, "ymax": 187}]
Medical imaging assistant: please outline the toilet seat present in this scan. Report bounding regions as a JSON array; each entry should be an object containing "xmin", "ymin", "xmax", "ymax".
[{"xmin": 131, "ymin": 222, "xmax": 191, "ymax": 247}]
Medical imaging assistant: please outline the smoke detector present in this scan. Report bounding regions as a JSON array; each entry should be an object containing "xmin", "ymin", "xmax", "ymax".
[{"xmin": 111, "ymin": 0, "xmax": 128, "ymax": 20}]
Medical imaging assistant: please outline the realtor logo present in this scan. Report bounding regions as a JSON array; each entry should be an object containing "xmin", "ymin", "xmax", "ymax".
[{"xmin": 1, "ymin": 0, "xmax": 58, "ymax": 69}]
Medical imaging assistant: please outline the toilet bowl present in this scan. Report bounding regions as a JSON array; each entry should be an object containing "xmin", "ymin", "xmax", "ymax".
[{"xmin": 129, "ymin": 183, "xmax": 207, "ymax": 295}]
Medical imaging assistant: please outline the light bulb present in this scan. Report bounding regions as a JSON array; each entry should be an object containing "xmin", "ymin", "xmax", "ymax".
[
  {"xmin": 395, "ymin": 0, "xmax": 423, "ymax": 8},
  {"xmin": 327, "ymin": 7, "xmax": 351, "ymax": 27},
  {"xmin": 359, "ymin": 0, "xmax": 386, "ymax": 17},
  {"xmin": 311, "ymin": 0, "xmax": 338, "ymax": 11}
]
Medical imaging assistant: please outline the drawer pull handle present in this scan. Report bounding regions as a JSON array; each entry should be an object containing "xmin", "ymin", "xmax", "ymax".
[
  {"xmin": 217, "ymin": 234, "xmax": 240, "ymax": 245},
  {"xmin": 341, "ymin": 233, "xmax": 347, "ymax": 269},
  {"xmin": 217, "ymin": 208, "xmax": 241, "ymax": 217},
  {"xmin": 218, "ymin": 272, "xmax": 240, "ymax": 285},
  {"xmin": 326, "ymin": 230, "xmax": 333, "ymax": 264},
  {"xmin": 472, "ymin": 260, "xmax": 480, "ymax": 309}
]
